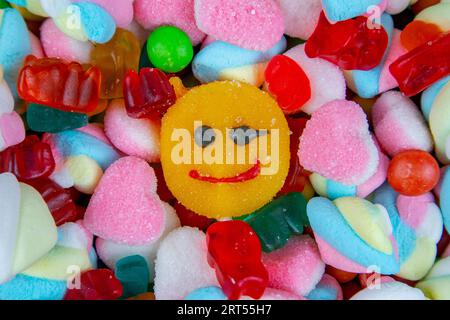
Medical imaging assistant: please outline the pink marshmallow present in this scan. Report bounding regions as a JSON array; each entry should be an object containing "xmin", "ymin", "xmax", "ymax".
[
  {"xmin": 72, "ymin": 0, "xmax": 134, "ymax": 28},
  {"xmin": 134, "ymin": 0, "xmax": 205, "ymax": 46},
  {"xmin": 357, "ymin": 141, "xmax": 389, "ymax": 198},
  {"xmin": 29, "ymin": 32, "xmax": 44, "ymax": 58},
  {"xmin": 276, "ymin": 0, "xmax": 322, "ymax": 40},
  {"xmin": 194, "ymin": 0, "xmax": 284, "ymax": 51},
  {"xmin": 0, "ymin": 112, "xmax": 25, "ymax": 151},
  {"xmin": 379, "ymin": 30, "xmax": 408, "ymax": 93},
  {"xmin": 262, "ymin": 235, "xmax": 325, "ymax": 296},
  {"xmin": 104, "ymin": 99, "xmax": 161, "ymax": 163},
  {"xmin": 84, "ymin": 156, "xmax": 166, "ymax": 245},
  {"xmin": 299, "ymin": 100, "xmax": 379, "ymax": 185}
]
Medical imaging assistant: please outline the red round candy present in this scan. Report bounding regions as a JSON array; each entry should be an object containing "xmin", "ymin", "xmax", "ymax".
[
  {"xmin": 64, "ymin": 269, "xmax": 123, "ymax": 300},
  {"xmin": 265, "ymin": 55, "xmax": 311, "ymax": 114},
  {"xmin": 387, "ymin": 150, "xmax": 440, "ymax": 196}
]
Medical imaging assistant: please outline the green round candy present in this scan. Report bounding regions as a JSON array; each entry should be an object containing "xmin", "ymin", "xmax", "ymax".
[{"xmin": 146, "ymin": 26, "xmax": 193, "ymax": 73}]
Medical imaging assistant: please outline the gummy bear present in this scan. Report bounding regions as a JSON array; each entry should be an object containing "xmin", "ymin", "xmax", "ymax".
[
  {"xmin": 206, "ymin": 220, "xmax": 268, "ymax": 300},
  {"xmin": 390, "ymin": 32, "xmax": 450, "ymax": 97},
  {"xmin": 26, "ymin": 178, "xmax": 80, "ymax": 226},
  {"xmin": 91, "ymin": 28, "xmax": 140, "ymax": 99},
  {"xmin": 123, "ymin": 68, "xmax": 176, "ymax": 120},
  {"xmin": 305, "ymin": 12, "xmax": 389, "ymax": 71},
  {"xmin": 17, "ymin": 56, "xmax": 101, "ymax": 113},
  {"xmin": 0, "ymin": 135, "xmax": 55, "ymax": 181},
  {"xmin": 64, "ymin": 269, "xmax": 123, "ymax": 300},
  {"xmin": 26, "ymin": 103, "xmax": 88, "ymax": 133},
  {"xmin": 265, "ymin": 55, "xmax": 311, "ymax": 113},
  {"xmin": 238, "ymin": 193, "xmax": 309, "ymax": 252}
]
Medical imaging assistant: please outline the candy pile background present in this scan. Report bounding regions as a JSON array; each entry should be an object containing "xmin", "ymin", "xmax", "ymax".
[{"xmin": 0, "ymin": 0, "xmax": 449, "ymax": 301}]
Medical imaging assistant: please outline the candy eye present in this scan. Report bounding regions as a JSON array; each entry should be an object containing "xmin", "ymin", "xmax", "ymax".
[
  {"xmin": 230, "ymin": 126, "xmax": 267, "ymax": 146},
  {"xmin": 194, "ymin": 125, "xmax": 216, "ymax": 148}
]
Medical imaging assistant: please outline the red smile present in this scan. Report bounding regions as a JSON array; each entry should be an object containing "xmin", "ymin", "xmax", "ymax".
[{"xmin": 189, "ymin": 161, "xmax": 261, "ymax": 183}]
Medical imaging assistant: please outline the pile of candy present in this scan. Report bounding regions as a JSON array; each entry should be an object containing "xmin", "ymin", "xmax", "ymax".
[{"xmin": 0, "ymin": 0, "xmax": 450, "ymax": 301}]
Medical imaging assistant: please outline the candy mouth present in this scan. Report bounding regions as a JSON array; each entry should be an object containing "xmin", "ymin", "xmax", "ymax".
[{"xmin": 189, "ymin": 161, "xmax": 261, "ymax": 183}]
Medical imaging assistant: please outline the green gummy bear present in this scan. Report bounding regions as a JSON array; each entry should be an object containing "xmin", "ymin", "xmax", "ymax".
[
  {"xmin": 26, "ymin": 103, "xmax": 88, "ymax": 133},
  {"xmin": 115, "ymin": 255, "xmax": 150, "ymax": 299},
  {"xmin": 239, "ymin": 192, "xmax": 309, "ymax": 253}
]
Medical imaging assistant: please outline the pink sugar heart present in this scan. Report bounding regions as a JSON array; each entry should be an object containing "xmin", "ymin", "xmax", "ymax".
[
  {"xmin": 298, "ymin": 100, "xmax": 379, "ymax": 185},
  {"xmin": 84, "ymin": 156, "xmax": 165, "ymax": 245},
  {"xmin": 194, "ymin": 0, "xmax": 285, "ymax": 51}
]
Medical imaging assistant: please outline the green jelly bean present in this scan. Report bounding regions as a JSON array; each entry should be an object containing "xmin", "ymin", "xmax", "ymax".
[
  {"xmin": 146, "ymin": 26, "xmax": 194, "ymax": 73},
  {"xmin": 238, "ymin": 193, "xmax": 309, "ymax": 253},
  {"xmin": 26, "ymin": 103, "xmax": 88, "ymax": 133},
  {"xmin": 115, "ymin": 255, "xmax": 150, "ymax": 299}
]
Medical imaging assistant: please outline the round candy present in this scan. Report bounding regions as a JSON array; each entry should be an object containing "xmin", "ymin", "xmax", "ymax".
[
  {"xmin": 161, "ymin": 81, "xmax": 290, "ymax": 219},
  {"xmin": 387, "ymin": 150, "xmax": 440, "ymax": 196},
  {"xmin": 146, "ymin": 26, "xmax": 194, "ymax": 73}
]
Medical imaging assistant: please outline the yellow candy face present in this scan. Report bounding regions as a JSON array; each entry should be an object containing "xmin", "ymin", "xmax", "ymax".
[{"xmin": 161, "ymin": 81, "xmax": 290, "ymax": 219}]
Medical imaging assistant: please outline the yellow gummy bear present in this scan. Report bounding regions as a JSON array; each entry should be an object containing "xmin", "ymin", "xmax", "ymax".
[{"xmin": 161, "ymin": 81, "xmax": 290, "ymax": 219}]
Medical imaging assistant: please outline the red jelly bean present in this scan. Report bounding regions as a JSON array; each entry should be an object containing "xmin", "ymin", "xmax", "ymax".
[
  {"xmin": 387, "ymin": 150, "xmax": 440, "ymax": 196},
  {"xmin": 305, "ymin": 12, "xmax": 389, "ymax": 71},
  {"xmin": 123, "ymin": 68, "xmax": 176, "ymax": 120},
  {"xmin": 206, "ymin": 220, "xmax": 268, "ymax": 300},
  {"xmin": 26, "ymin": 178, "xmax": 79, "ymax": 226},
  {"xmin": 0, "ymin": 135, "xmax": 55, "ymax": 181},
  {"xmin": 390, "ymin": 32, "xmax": 450, "ymax": 97},
  {"xmin": 174, "ymin": 202, "xmax": 214, "ymax": 231},
  {"xmin": 279, "ymin": 117, "xmax": 309, "ymax": 195},
  {"xmin": 265, "ymin": 55, "xmax": 311, "ymax": 113},
  {"xmin": 17, "ymin": 56, "xmax": 101, "ymax": 113},
  {"xmin": 64, "ymin": 269, "xmax": 123, "ymax": 300}
]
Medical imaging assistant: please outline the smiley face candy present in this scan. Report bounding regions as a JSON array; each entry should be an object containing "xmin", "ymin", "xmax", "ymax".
[{"xmin": 161, "ymin": 81, "xmax": 290, "ymax": 219}]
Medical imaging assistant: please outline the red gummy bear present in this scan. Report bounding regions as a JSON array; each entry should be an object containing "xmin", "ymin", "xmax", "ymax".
[
  {"xmin": 123, "ymin": 68, "xmax": 176, "ymax": 120},
  {"xmin": 279, "ymin": 117, "xmax": 310, "ymax": 195},
  {"xmin": 265, "ymin": 55, "xmax": 311, "ymax": 114},
  {"xmin": 64, "ymin": 269, "xmax": 123, "ymax": 300},
  {"xmin": 26, "ymin": 178, "xmax": 80, "ymax": 226},
  {"xmin": 206, "ymin": 220, "xmax": 268, "ymax": 300},
  {"xmin": 0, "ymin": 135, "xmax": 55, "ymax": 181},
  {"xmin": 305, "ymin": 12, "xmax": 389, "ymax": 71},
  {"xmin": 17, "ymin": 55, "xmax": 101, "ymax": 113},
  {"xmin": 390, "ymin": 32, "xmax": 450, "ymax": 97}
]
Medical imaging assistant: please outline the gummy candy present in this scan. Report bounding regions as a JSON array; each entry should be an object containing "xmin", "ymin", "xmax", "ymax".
[
  {"xmin": 305, "ymin": 13, "xmax": 389, "ymax": 71},
  {"xmin": 17, "ymin": 56, "xmax": 101, "ymax": 113},
  {"xmin": 26, "ymin": 103, "xmax": 88, "ymax": 133},
  {"xmin": 115, "ymin": 255, "xmax": 150, "ymax": 299},
  {"xmin": 64, "ymin": 269, "xmax": 123, "ymax": 300},
  {"xmin": 206, "ymin": 220, "xmax": 268, "ymax": 300}
]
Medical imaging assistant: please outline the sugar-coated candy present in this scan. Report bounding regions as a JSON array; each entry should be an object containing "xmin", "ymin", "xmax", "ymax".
[
  {"xmin": 351, "ymin": 280, "xmax": 427, "ymax": 300},
  {"xmin": 238, "ymin": 193, "xmax": 309, "ymax": 253},
  {"xmin": 390, "ymin": 32, "xmax": 450, "ymax": 97},
  {"xmin": 372, "ymin": 91, "xmax": 433, "ymax": 157},
  {"xmin": 105, "ymin": 99, "xmax": 161, "ymax": 162},
  {"xmin": 306, "ymin": 274, "xmax": 343, "ymax": 300},
  {"xmin": 115, "ymin": 255, "xmax": 150, "ymax": 299},
  {"xmin": 84, "ymin": 156, "xmax": 166, "ymax": 246},
  {"xmin": 194, "ymin": 0, "xmax": 284, "ymax": 51},
  {"xmin": 0, "ymin": 109, "xmax": 25, "ymax": 152},
  {"xmin": 26, "ymin": 103, "xmax": 88, "ymax": 133},
  {"xmin": 321, "ymin": 0, "xmax": 384, "ymax": 22},
  {"xmin": 387, "ymin": 150, "xmax": 440, "ymax": 196},
  {"xmin": 72, "ymin": 0, "xmax": 134, "ymax": 28},
  {"xmin": 154, "ymin": 227, "xmax": 218, "ymax": 300},
  {"xmin": 123, "ymin": 68, "xmax": 176, "ymax": 120},
  {"xmin": 147, "ymin": 26, "xmax": 194, "ymax": 74},
  {"xmin": 18, "ymin": 55, "xmax": 101, "ymax": 113},
  {"xmin": 284, "ymin": 44, "xmax": 346, "ymax": 114},
  {"xmin": 299, "ymin": 100, "xmax": 379, "ymax": 186},
  {"xmin": 374, "ymin": 183, "xmax": 443, "ymax": 280},
  {"xmin": 264, "ymin": 55, "xmax": 311, "ymax": 114},
  {"xmin": 416, "ymin": 256, "xmax": 450, "ymax": 299},
  {"xmin": 307, "ymin": 196, "xmax": 399, "ymax": 274},
  {"xmin": 96, "ymin": 202, "xmax": 180, "ymax": 283},
  {"xmin": 64, "ymin": 269, "xmax": 123, "ymax": 300},
  {"xmin": 386, "ymin": 0, "xmax": 416, "ymax": 14},
  {"xmin": 207, "ymin": 220, "xmax": 268, "ymax": 300},
  {"xmin": 305, "ymin": 13, "xmax": 389, "ymax": 71},
  {"xmin": 193, "ymin": 37, "xmax": 287, "ymax": 87},
  {"xmin": 134, "ymin": 0, "xmax": 205, "ymax": 46},
  {"xmin": 91, "ymin": 28, "xmax": 140, "ymax": 99},
  {"xmin": 435, "ymin": 166, "xmax": 450, "ymax": 233},
  {"xmin": 0, "ymin": 173, "xmax": 57, "ymax": 284},
  {"xmin": 262, "ymin": 235, "xmax": 324, "ymax": 297},
  {"xmin": 161, "ymin": 81, "xmax": 290, "ymax": 219},
  {"xmin": 276, "ymin": 0, "xmax": 322, "ymax": 40},
  {"xmin": 0, "ymin": 135, "xmax": 54, "ymax": 181}
]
